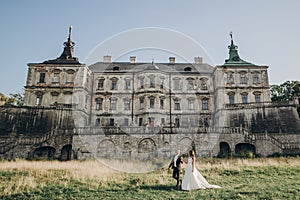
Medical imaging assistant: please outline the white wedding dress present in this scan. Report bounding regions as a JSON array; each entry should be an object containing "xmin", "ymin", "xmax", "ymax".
[{"xmin": 181, "ymin": 157, "xmax": 221, "ymax": 190}]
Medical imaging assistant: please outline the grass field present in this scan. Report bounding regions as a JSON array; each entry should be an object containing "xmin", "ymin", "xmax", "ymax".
[{"xmin": 0, "ymin": 157, "xmax": 299, "ymax": 199}]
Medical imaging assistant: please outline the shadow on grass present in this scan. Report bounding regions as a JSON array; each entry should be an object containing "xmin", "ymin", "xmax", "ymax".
[
  {"xmin": 104, "ymin": 184, "xmax": 178, "ymax": 192},
  {"xmin": 140, "ymin": 184, "xmax": 180, "ymax": 191}
]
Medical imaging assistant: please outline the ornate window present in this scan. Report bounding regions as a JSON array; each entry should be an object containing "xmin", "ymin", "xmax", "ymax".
[
  {"xmin": 160, "ymin": 99, "xmax": 164, "ymax": 109},
  {"xmin": 160, "ymin": 77, "xmax": 164, "ymax": 89},
  {"xmin": 174, "ymin": 99, "xmax": 181, "ymax": 110},
  {"xmin": 175, "ymin": 118, "xmax": 180, "ymax": 128},
  {"xmin": 110, "ymin": 98, "xmax": 117, "ymax": 110},
  {"xmin": 202, "ymin": 98, "xmax": 209, "ymax": 110},
  {"xmin": 66, "ymin": 69, "xmax": 75, "ymax": 83},
  {"xmin": 149, "ymin": 96, "xmax": 155, "ymax": 109},
  {"xmin": 96, "ymin": 98, "xmax": 103, "ymax": 110},
  {"xmin": 140, "ymin": 97, "xmax": 145, "ymax": 109},
  {"xmin": 52, "ymin": 73, "xmax": 60, "ymax": 83},
  {"xmin": 190, "ymin": 117, "xmax": 196, "ymax": 126},
  {"xmin": 140, "ymin": 77, "xmax": 145, "ymax": 89},
  {"xmin": 228, "ymin": 92, "xmax": 235, "ymax": 104},
  {"xmin": 35, "ymin": 92, "xmax": 43, "ymax": 105},
  {"xmin": 39, "ymin": 72, "xmax": 45, "ymax": 83},
  {"xmin": 110, "ymin": 78, "xmax": 118, "ymax": 90},
  {"xmin": 227, "ymin": 72, "xmax": 234, "ymax": 84},
  {"xmin": 187, "ymin": 78, "xmax": 195, "ymax": 90},
  {"xmin": 124, "ymin": 98, "xmax": 130, "ymax": 110},
  {"xmin": 240, "ymin": 72, "xmax": 247, "ymax": 84},
  {"xmin": 200, "ymin": 78, "xmax": 208, "ymax": 90},
  {"xmin": 149, "ymin": 75, "xmax": 155, "ymax": 88},
  {"xmin": 161, "ymin": 118, "xmax": 165, "ymax": 125},
  {"xmin": 173, "ymin": 78, "xmax": 181, "ymax": 90},
  {"xmin": 255, "ymin": 94, "xmax": 261, "ymax": 102},
  {"xmin": 253, "ymin": 74, "xmax": 260, "ymax": 84},
  {"xmin": 241, "ymin": 93, "xmax": 248, "ymax": 103},
  {"xmin": 97, "ymin": 78, "xmax": 104, "ymax": 89},
  {"xmin": 253, "ymin": 91, "xmax": 261, "ymax": 103},
  {"xmin": 95, "ymin": 118, "xmax": 101, "ymax": 126},
  {"xmin": 188, "ymin": 98, "xmax": 195, "ymax": 110},
  {"xmin": 125, "ymin": 78, "xmax": 131, "ymax": 90}
]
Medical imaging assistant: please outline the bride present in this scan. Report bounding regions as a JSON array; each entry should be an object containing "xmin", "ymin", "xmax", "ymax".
[{"xmin": 181, "ymin": 150, "xmax": 221, "ymax": 190}]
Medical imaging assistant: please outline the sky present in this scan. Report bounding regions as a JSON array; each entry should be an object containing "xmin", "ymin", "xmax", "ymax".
[{"xmin": 0, "ymin": 0, "xmax": 300, "ymax": 96}]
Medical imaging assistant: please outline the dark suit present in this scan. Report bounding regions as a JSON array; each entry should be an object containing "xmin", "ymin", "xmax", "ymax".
[{"xmin": 169, "ymin": 155, "xmax": 183, "ymax": 188}]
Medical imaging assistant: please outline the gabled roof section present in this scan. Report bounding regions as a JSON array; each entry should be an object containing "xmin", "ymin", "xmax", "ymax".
[
  {"xmin": 224, "ymin": 32, "xmax": 255, "ymax": 66},
  {"xmin": 43, "ymin": 26, "xmax": 80, "ymax": 65}
]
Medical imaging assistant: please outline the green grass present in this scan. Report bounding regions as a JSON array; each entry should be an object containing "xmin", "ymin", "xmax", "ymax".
[{"xmin": 0, "ymin": 158, "xmax": 299, "ymax": 199}]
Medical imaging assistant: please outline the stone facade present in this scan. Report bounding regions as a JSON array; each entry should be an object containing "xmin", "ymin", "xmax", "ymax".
[{"xmin": 0, "ymin": 28, "xmax": 299, "ymax": 161}]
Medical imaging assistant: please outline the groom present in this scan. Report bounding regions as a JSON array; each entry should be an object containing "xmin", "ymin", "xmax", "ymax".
[{"xmin": 168, "ymin": 150, "xmax": 183, "ymax": 189}]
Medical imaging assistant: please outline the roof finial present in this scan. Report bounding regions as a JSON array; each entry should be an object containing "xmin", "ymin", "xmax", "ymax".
[
  {"xmin": 68, "ymin": 25, "xmax": 72, "ymax": 41},
  {"xmin": 230, "ymin": 31, "xmax": 233, "ymax": 41}
]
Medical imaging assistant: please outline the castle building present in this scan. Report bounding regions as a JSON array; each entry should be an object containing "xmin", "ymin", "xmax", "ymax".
[
  {"xmin": 24, "ymin": 28, "xmax": 271, "ymax": 131},
  {"xmin": 1, "ymin": 27, "xmax": 298, "ymax": 161}
]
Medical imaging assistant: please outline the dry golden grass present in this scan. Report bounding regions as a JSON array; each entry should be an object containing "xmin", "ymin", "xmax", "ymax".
[
  {"xmin": 1, "ymin": 157, "xmax": 300, "ymax": 197},
  {"xmin": 197, "ymin": 157, "xmax": 300, "ymax": 170}
]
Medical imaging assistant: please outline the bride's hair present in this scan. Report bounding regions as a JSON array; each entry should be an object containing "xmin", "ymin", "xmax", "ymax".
[{"xmin": 189, "ymin": 150, "xmax": 195, "ymax": 157}]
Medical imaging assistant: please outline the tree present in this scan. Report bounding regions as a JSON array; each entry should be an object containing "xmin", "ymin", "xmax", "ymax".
[
  {"xmin": 270, "ymin": 80, "xmax": 300, "ymax": 102},
  {"xmin": 0, "ymin": 92, "xmax": 24, "ymax": 106},
  {"xmin": 9, "ymin": 92, "xmax": 24, "ymax": 106}
]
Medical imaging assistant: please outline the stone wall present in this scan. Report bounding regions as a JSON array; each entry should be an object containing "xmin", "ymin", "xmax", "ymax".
[
  {"xmin": 0, "ymin": 106, "xmax": 74, "ymax": 160},
  {"xmin": 1, "ymin": 102, "xmax": 300, "ymax": 161}
]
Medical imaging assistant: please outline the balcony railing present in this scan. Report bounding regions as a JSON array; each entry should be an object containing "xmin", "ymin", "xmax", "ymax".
[
  {"xmin": 225, "ymin": 100, "xmax": 297, "ymax": 109},
  {"xmin": 76, "ymin": 126, "xmax": 246, "ymax": 135}
]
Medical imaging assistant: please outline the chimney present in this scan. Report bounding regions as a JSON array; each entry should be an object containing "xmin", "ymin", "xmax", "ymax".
[
  {"xmin": 103, "ymin": 55, "xmax": 112, "ymax": 63},
  {"xmin": 194, "ymin": 57, "xmax": 203, "ymax": 64},
  {"xmin": 130, "ymin": 56, "xmax": 136, "ymax": 64},
  {"xmin": 169, "ymin": 57, "xmax": 175, "ymax": 64}
]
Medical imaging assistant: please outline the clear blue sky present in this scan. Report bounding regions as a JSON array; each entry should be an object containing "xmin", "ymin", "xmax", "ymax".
[{"xmin": 0, "ymin": 0, "xmax": 299, "ymax": 96}]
